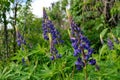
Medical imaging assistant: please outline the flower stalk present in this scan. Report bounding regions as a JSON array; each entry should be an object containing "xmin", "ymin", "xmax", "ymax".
[
  {"xmin": 42, "ymin": 7, "xmax": 63, "ymax": 60},
  {"xmin": 66, "ymin": 9, "xmax": 98, "ymax": 80}
]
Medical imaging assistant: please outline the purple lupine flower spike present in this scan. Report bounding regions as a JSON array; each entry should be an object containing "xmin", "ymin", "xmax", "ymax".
[
  {"xmin": 42, "ymin": 8, "xmax": 63, "ymax": 60},
  {"xmin": 16, "ymin": 30, "xmax": 26, "ymax": 47},
  {"xmin": 67, "ymin": 10, "xmax": 98, "ymax": 70}
]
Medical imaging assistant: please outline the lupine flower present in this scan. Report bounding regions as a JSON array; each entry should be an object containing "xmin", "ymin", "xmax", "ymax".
[
  {"xmin": 50, "ymin": 56, "xmax": 55, "ymax": 60},
  {"xmin": 67, "ymin": 10, "xmax": 97, "ymax": 70},
  {"xmin": 75, "ymin": 57, "xmax": 85, "ymax": 70},
  {"xmin": 22, "ymin": 57, "xmax": 26, "ymax": 65},
  {"xmin": 42, "ymin": 8, "xmax": 63, "ymax": 60},
  {"xmin": 16, "ymin": 30, "xmax": 26, "ymax": 47},
  {"xmin": 89, "ymin": 59, "xmax": 96, "ymax": 65},
  {"xmin": 107, "ymin": 37, "xmax": 114, "ymax": 50}
]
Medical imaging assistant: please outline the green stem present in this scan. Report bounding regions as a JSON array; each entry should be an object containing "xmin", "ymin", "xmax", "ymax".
[
  {"xmin": 61, "ymin": 70, "xmax": 65, "ymax": 79},
  {"xmin": 84, "ymin": 60, "xmax": 88, "ymax": 80},
  {"xmin": 72, "ymin": 65, "xmax": 75, "ymax": 79},
  {"xmin": 82, "ymin": 48, "xmax": 88, "ymax": 80},
  {"xmin": 3, "ymin": 10, "xmax": 8, "ymax": 58}
]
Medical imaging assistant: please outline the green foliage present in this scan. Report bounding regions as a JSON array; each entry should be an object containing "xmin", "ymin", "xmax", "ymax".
[{"xmin": 0, "ymin": 0, "xmax": 120, "ymax": 80}]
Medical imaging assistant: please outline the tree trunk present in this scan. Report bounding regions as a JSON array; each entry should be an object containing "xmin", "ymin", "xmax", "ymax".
[
  {"xmin": 13, "ymin": 3, "xmax": 17, "ymax": 53},
  {"xmin": 103, "ymin": 0, "xmax": 115, "ymax": 26},
  {"xmin": 3, "ymin": 10, "xmax": 8, "ymax": 57}
]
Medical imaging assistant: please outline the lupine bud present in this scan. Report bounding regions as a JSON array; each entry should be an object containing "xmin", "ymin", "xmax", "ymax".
[
  {"xmin": 22, "ymin": 58, "xmax": 26, "ymax": 66},
  {"xmin": 50, "ymin": 56, "xmax": 55, "ymax": 60},
  {"xmin": 95, "ymin": 65, "xmax": 100, "ymax": 71},
  {"xmin": 107, "ymin": 38, "xmax": 114, "ymax": 50}
]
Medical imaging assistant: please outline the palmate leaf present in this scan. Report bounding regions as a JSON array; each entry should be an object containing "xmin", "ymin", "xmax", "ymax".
[
  {"xmin": 39, "ymin": 59, "xmax": 68, "ymax": 79},
  {"xmin": 11, "ymin": 44, "xmax": 44, "ymax": 62},
  {"xmin": 39, "ymin": 64, "xmax": 55, "ymax": 79},
  {"xmin": 0, "ymin": 63, "xmax": 16, "ymax": 79}
]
